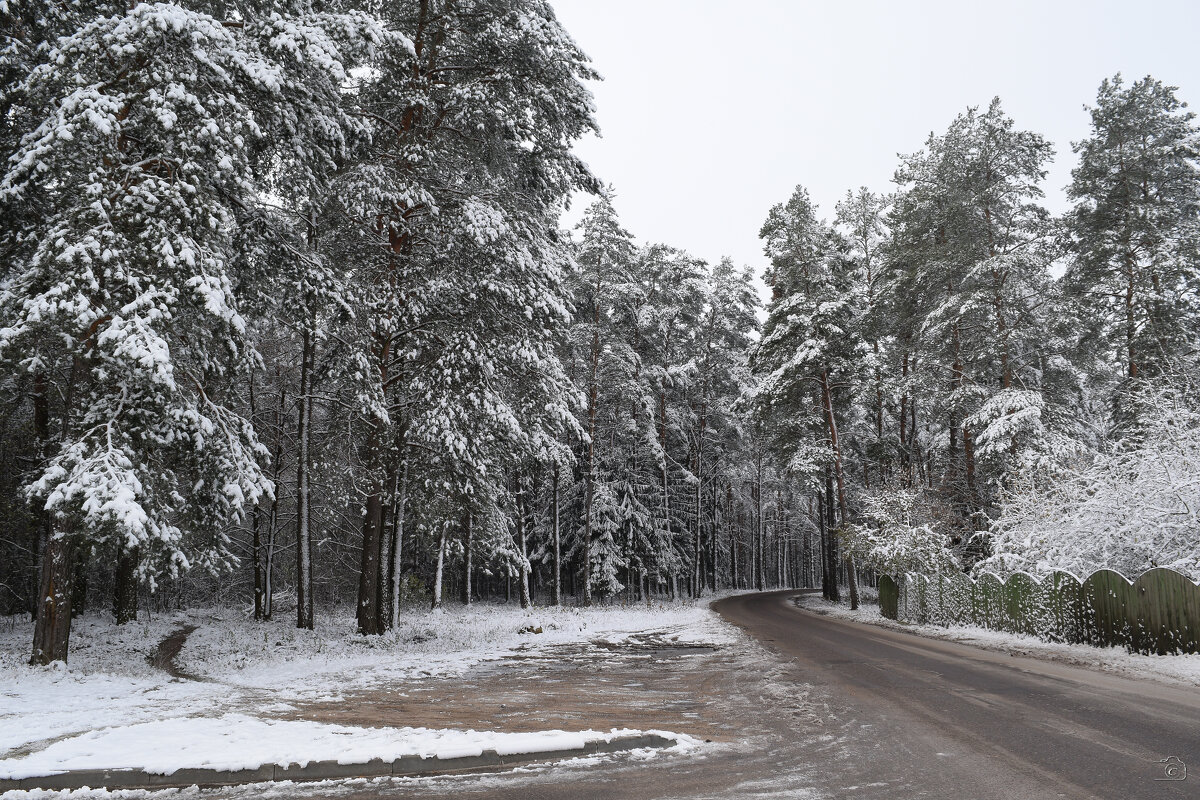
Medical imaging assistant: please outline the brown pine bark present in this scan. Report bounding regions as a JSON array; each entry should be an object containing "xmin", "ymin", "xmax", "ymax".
[
  {"xmin": 31, "ymin": 530, "xmax": 75, "ymax": 665},
  {"xmin": 113, "ymin": 543, "xmax": 139, "ymax": 625},
  {"xmin": 356, "ymin": 422, "xmax": 386, "ymax": 635},
  {"xmin": 820, "ymin": 370, "xmax": 857, "ymax": 609}
]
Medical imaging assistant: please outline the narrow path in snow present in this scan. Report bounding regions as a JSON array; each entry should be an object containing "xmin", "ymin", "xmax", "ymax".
[{"xmin": 147, "ymin": 624, "xmax": 205, "ymax": 681}]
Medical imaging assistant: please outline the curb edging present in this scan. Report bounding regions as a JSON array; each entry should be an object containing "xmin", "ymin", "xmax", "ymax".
[{"xmin": 0, "ymin": 733, "xmax": 676, "ymax": 792}]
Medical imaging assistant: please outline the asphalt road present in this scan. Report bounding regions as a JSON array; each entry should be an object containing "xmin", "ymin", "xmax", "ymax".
[
  {"xmin": 280, "ymin": 590, "xmax": 1198, "ymax": 800},
  {"xmin": 715, "ymin": 590, "xmax": 1199, "ymax": 799}
]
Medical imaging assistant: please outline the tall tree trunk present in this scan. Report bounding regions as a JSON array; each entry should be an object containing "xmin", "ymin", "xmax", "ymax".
[
  {"xmin": 659, "ymin": 387, "xmax": 673, "ymax": 596},
  {"xmin": 31, "ymin": 528, "xmax": 75, "ymax": 665},
  {"xmin": 263, "ymin": 376, "xmax": 285, "ymax": 622},
  {"xmin": 820, "ymin": 369, "xmax": 858, "ymax": 609},
  {"xmin": 552, "ymin": 463, "xmax": 562, "ymax": 606},
  {"xmin": 727, "ymin": 484, "xmax": 737, "ymax": 590},
  {"xmin": 754, "ymin": 454, "xmax": 764, "ymax": 592},
  {"xmin": 31, "ymin": 359, "xmax": 82, "ymax": 663},
  {"xmin": 692, "ymin": 450, "xmax": 702, "ymax": 598},
  {"xmin": 356, "ymin": 422, "xmax": 386, "ymax": 635},
  {"xmin": 30, "ymin": 371, "xmax": 51, "ymax": 620},
  {"xmin": 461, "ymin": 508, "xmax": 473, "ymax": 606},
  {"xmin": 389, "ymin": 450, "xmax": 409, "ymax": 627},
  {"xmin": 583, "ymin": 319, "xmax": 600, "ymax": 607},
  {"xmin": 247, "ymin": 370, "xmax": 265, "ymax": 621},
  {"xmin": 113, "ymin": 543, "xmax": 139, "ymax": 625},
  {"xmin": 263, "ymin": 509, "xmax": 276, "ymax": 620},
  {"xmin": 376, "ymin": 460, "xmax": 396, "ymax": 625},
  {"xmin": 899, "ymin": 352, "xmax": 910, "ymax": 487},
  {"xmin": 823, "ymin": 469, "xmax": 840, "ymax": 602},
  {"xmin": 252, "ymin": 505, "xmax": 265, "ymax": 620},
  {"xmin": 516, "ymin": 477, "xmax": 531, "ymax": 609},
  {"xmin": 296, "ymin": 327, "xmax": 315, "ymax": 630},
  {"xmin": 431, "ymin": 529, "xmax": 446, "ymax": 609},
  {"xmin": 709, "ymin": 477, "xmax": 719, "ymax": 592},
  {"xmin": 1124, "ymin": 250, "xmax": 1138, "ymax": 379}
]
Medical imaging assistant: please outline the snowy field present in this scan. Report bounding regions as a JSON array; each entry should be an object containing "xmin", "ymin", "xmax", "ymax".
[
  {"xmin": 795, "ymin": 593, "xmax": 1200, "ymax": 686},
  {"xmin": 0, "ymin": 602, "xmax": 731, "ymax": 780}
]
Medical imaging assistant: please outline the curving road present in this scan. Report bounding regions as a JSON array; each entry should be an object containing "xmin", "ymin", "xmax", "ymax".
[
  {"xmin": 714, "ymin": 590, "xmax": 1199, "ymax": 799},
  {"xmin": 290, "ymin": 590, "xmax": 1198, "ymax": 799}
]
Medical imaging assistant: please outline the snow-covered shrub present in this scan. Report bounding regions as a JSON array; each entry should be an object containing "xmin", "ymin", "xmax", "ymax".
[
  {"xmin": 842, "ymin": 487, "xmax": 960, "ymax": 576},
  {"xmin": 981, "ymin": 390, "xmax": 1200, "ymax": 581}
]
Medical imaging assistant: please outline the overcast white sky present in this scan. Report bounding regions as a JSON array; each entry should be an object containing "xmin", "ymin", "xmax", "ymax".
[{"xmin": 551, "ymin": 0, "xmax": 1200, "ymax": 287}]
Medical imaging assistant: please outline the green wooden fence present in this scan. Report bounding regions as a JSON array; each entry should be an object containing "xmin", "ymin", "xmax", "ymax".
[{"xmin": 877, "ymin": 568, "xmax": 1200, "ymax": 655}]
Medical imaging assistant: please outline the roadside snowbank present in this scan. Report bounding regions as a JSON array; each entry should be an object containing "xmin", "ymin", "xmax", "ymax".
[
  {"xmin": 0, "ymin": 714, "xmax": 696, "ymax": 779},
  {"xmin": 795, "ymin": 594, "xmax": 1200, "ymax": 686}
]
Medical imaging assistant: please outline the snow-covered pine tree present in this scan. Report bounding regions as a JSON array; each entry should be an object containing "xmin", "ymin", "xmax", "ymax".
[
  {"xmin": 235, "ymin": 5, "xmax": 387, "ymax": 630},
  {"xmin": 835, "ymin": 189, "xmax": 892, "ymax": 486},
  {"xmin": 0, "ymin": 3, "xmax": 311, "ymax": 663},
  {"xmin": 751, "ymin": 184, "xmax": 864, "ymax": 606},
  {"xmin": 888, "ymin": 99, "xmax": 1058, "ymax": 559},
  {"xmin": 690, "ymin": 257, "xmax": 759, "ymax": 595},
  {"xmin": 634, "ymin": 243, "xmax": 707, "ymax": 598},
  {"xmin": 1066, "ymin": 74, "xmax": 1200, "ymax": 426},
  {"xmin": 567, "ymin": 196, "xmax": 640, "ymax": 603},
  {"xmin": 333, "ymin": 0, "xmax": 597, "ymax": 630}
]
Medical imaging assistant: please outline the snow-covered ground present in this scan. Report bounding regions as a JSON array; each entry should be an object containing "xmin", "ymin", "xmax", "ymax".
[
  {"xmin": 795, "ymin": 593, "xmax": 1200, "ymax": 686},
  {"xmin": 0, "ymin": 602, "xmax": 731, "ymax": 780}
]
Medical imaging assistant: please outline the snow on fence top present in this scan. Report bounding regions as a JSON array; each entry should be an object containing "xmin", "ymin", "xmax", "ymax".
[{"xmin": 877, "ymin": 567, "xmax": 1200, "ymax": 655}]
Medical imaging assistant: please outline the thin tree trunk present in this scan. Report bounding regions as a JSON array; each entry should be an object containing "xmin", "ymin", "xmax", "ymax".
[
  {"xmin": 296, "ymin": 327, "xmax": 315, "ymax": 630},
  {"xmin": 754, "ymin": 454, "xmax": 764, "ymax": 592},
  {"xmin": 431, "ymin": 529, "xmax": 446, "ymax": 609},
  {"xmin": 693, "ymin": 401, "xmax": 706, "ymax": 597},
  {"xmin": 516, "ymin": 477, "xmax": 531, "ymax": 609},
  {"xmin": 899, "ymin": 352, "xmax": 910, "ymax": 487},
  {"xmin": 263, "ymin": 511, "xmax": 276, "ymax": 620},
  {"xmin": 552, "ymin": 463, "xmax": 562, "ymax": 606},
  {"xmin": 461, "ymin": 508, "xmax": 473, "ymax": 606},
  {"xmin": 583, "ymin": 320, "xmax": 600, "ymax": 607},
  {"xmin": 252, "ymin": 505, "xmax": 265, "ymax": 620},
  {"xmin": 389, "ymin": 450, "xmax": 409, "ymax": 627}
]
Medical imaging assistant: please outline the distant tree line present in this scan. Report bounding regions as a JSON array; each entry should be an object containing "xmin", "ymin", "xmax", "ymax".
[{"xmin": 752, "ymin": 79, "xmax": 1200, "ymax": 600}]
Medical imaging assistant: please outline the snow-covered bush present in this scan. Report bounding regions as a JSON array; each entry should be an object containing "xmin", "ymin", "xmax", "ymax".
[
  {"xmin": 842, "ymin": 488, "xmax": 960, "ymax": 576},
  {"xmin": 980, "ymin": 390, "xmax": 1200, "ymax": 581}
]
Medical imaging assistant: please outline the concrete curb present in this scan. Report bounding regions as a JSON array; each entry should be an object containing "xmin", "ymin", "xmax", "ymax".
[{"xmin": 0, "ymin": 733, "xmax": 676, "ymax": 792}]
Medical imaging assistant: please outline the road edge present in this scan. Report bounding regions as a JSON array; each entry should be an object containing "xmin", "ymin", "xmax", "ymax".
[{"xmin": 790, "ymin": 593, "xmax": 1200, "ymax": 689}]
